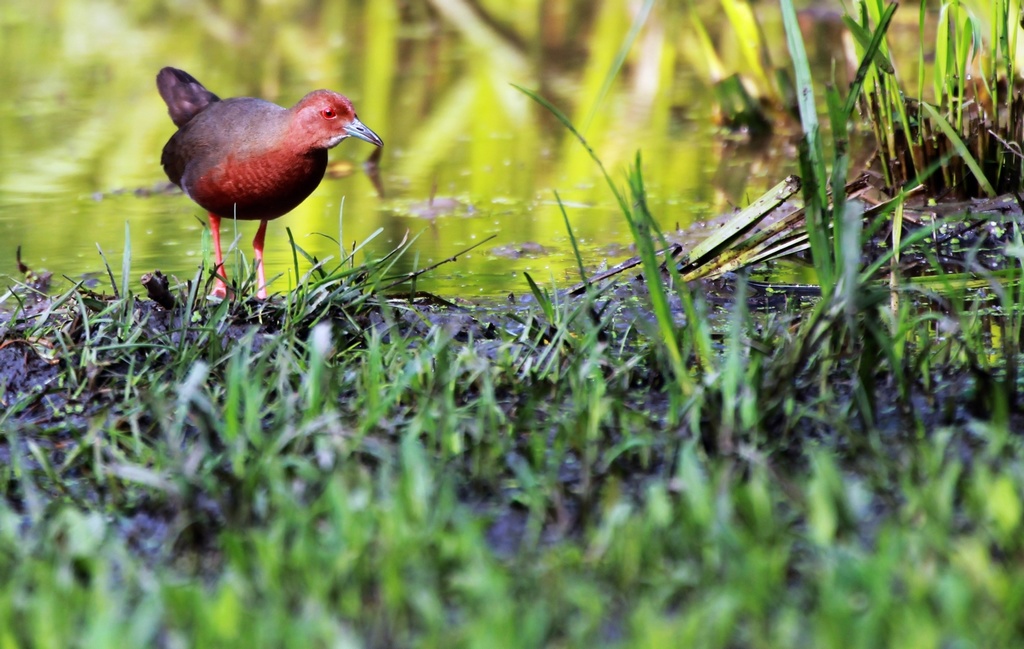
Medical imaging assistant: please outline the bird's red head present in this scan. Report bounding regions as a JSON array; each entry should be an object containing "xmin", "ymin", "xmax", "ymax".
[{"xmin": 292, "ymin": 90, "xmax": 383, "ymax": 150}]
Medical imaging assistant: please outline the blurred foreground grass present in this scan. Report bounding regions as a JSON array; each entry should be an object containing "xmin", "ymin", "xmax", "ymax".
[{"xmin": 2, "ymin": 212, "xmax": 1023, "ymax": 647}]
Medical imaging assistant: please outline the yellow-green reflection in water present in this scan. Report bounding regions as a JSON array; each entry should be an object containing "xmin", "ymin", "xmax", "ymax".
[{"xmin": 0, "ymin": 0, "xmax": 821, "ymax": 298}]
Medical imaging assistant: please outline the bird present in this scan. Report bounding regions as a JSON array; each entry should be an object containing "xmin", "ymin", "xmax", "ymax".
[{"xmin": 156, "ymin": 67, "xmax": 383, "ymax": 299}]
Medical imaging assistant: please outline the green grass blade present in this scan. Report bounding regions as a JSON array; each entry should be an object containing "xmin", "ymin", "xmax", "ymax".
[
  {"xmin": 513, "ymin": 85, "xmax": 631, "ymax": 217},
  {"xmin": 843, "ymin": 3, "xmax": 899, "ymax": 116},
  {"xmin": 920, "ymin": 102, "xmax": 996, "ymax": 196},
  {"xmin": 841, "ymin": 14, "xmax": 895, "ymax": 76},
  {"xmin": 582, "ymin": 0, "xmax": 655, "ymax": 132}
]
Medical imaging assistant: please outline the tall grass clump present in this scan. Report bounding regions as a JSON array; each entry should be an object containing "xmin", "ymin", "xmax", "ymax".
[{"xmin": 853, "ymin": 0, "xmax": 1024, "ymax": 196}]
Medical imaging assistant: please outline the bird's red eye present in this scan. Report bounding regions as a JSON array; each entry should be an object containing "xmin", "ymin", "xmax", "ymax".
[{"xmin": 322, "ymin": 107, "xmax": 337, "ymax": 119}]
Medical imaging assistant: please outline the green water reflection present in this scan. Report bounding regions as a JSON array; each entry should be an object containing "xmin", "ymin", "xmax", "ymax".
[{"xmin": 0, "ymin": 0, "xmax": 821, "ymax": 298}]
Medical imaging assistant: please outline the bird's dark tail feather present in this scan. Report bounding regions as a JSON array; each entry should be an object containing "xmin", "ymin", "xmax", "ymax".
[{"xmin": 156, "ymin": 67, "xmax": 220, "ymax": 127}]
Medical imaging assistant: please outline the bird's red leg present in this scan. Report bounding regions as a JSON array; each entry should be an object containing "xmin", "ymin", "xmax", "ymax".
[
  {"xmin": 253, "ymin": 219, "xmax": 269, "ymax": 300},
  {"xmin": 207, "ymin": 213, "xmax": 229, "ymax": 299}
]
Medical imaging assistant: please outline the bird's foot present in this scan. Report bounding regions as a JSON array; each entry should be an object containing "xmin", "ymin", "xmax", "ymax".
[{"xmin": 209, "ymin": 279, "xmax": 230, "ymax": 300}]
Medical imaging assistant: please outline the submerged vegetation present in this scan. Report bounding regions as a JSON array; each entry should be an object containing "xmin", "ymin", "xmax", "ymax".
[{"xmin": 6, "ymin": 0, "xmax": 1024, "ymax": 647}]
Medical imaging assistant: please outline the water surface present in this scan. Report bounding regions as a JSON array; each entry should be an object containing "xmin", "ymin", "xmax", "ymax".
[{"xmin": 0, "ymin": 0, "xmax": 837, "ymax": 298}]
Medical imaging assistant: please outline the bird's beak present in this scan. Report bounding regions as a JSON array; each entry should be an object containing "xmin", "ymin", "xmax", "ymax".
[{"xmin": 346, "ymin": 118, "xmax": 383, "ymax": 147}]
